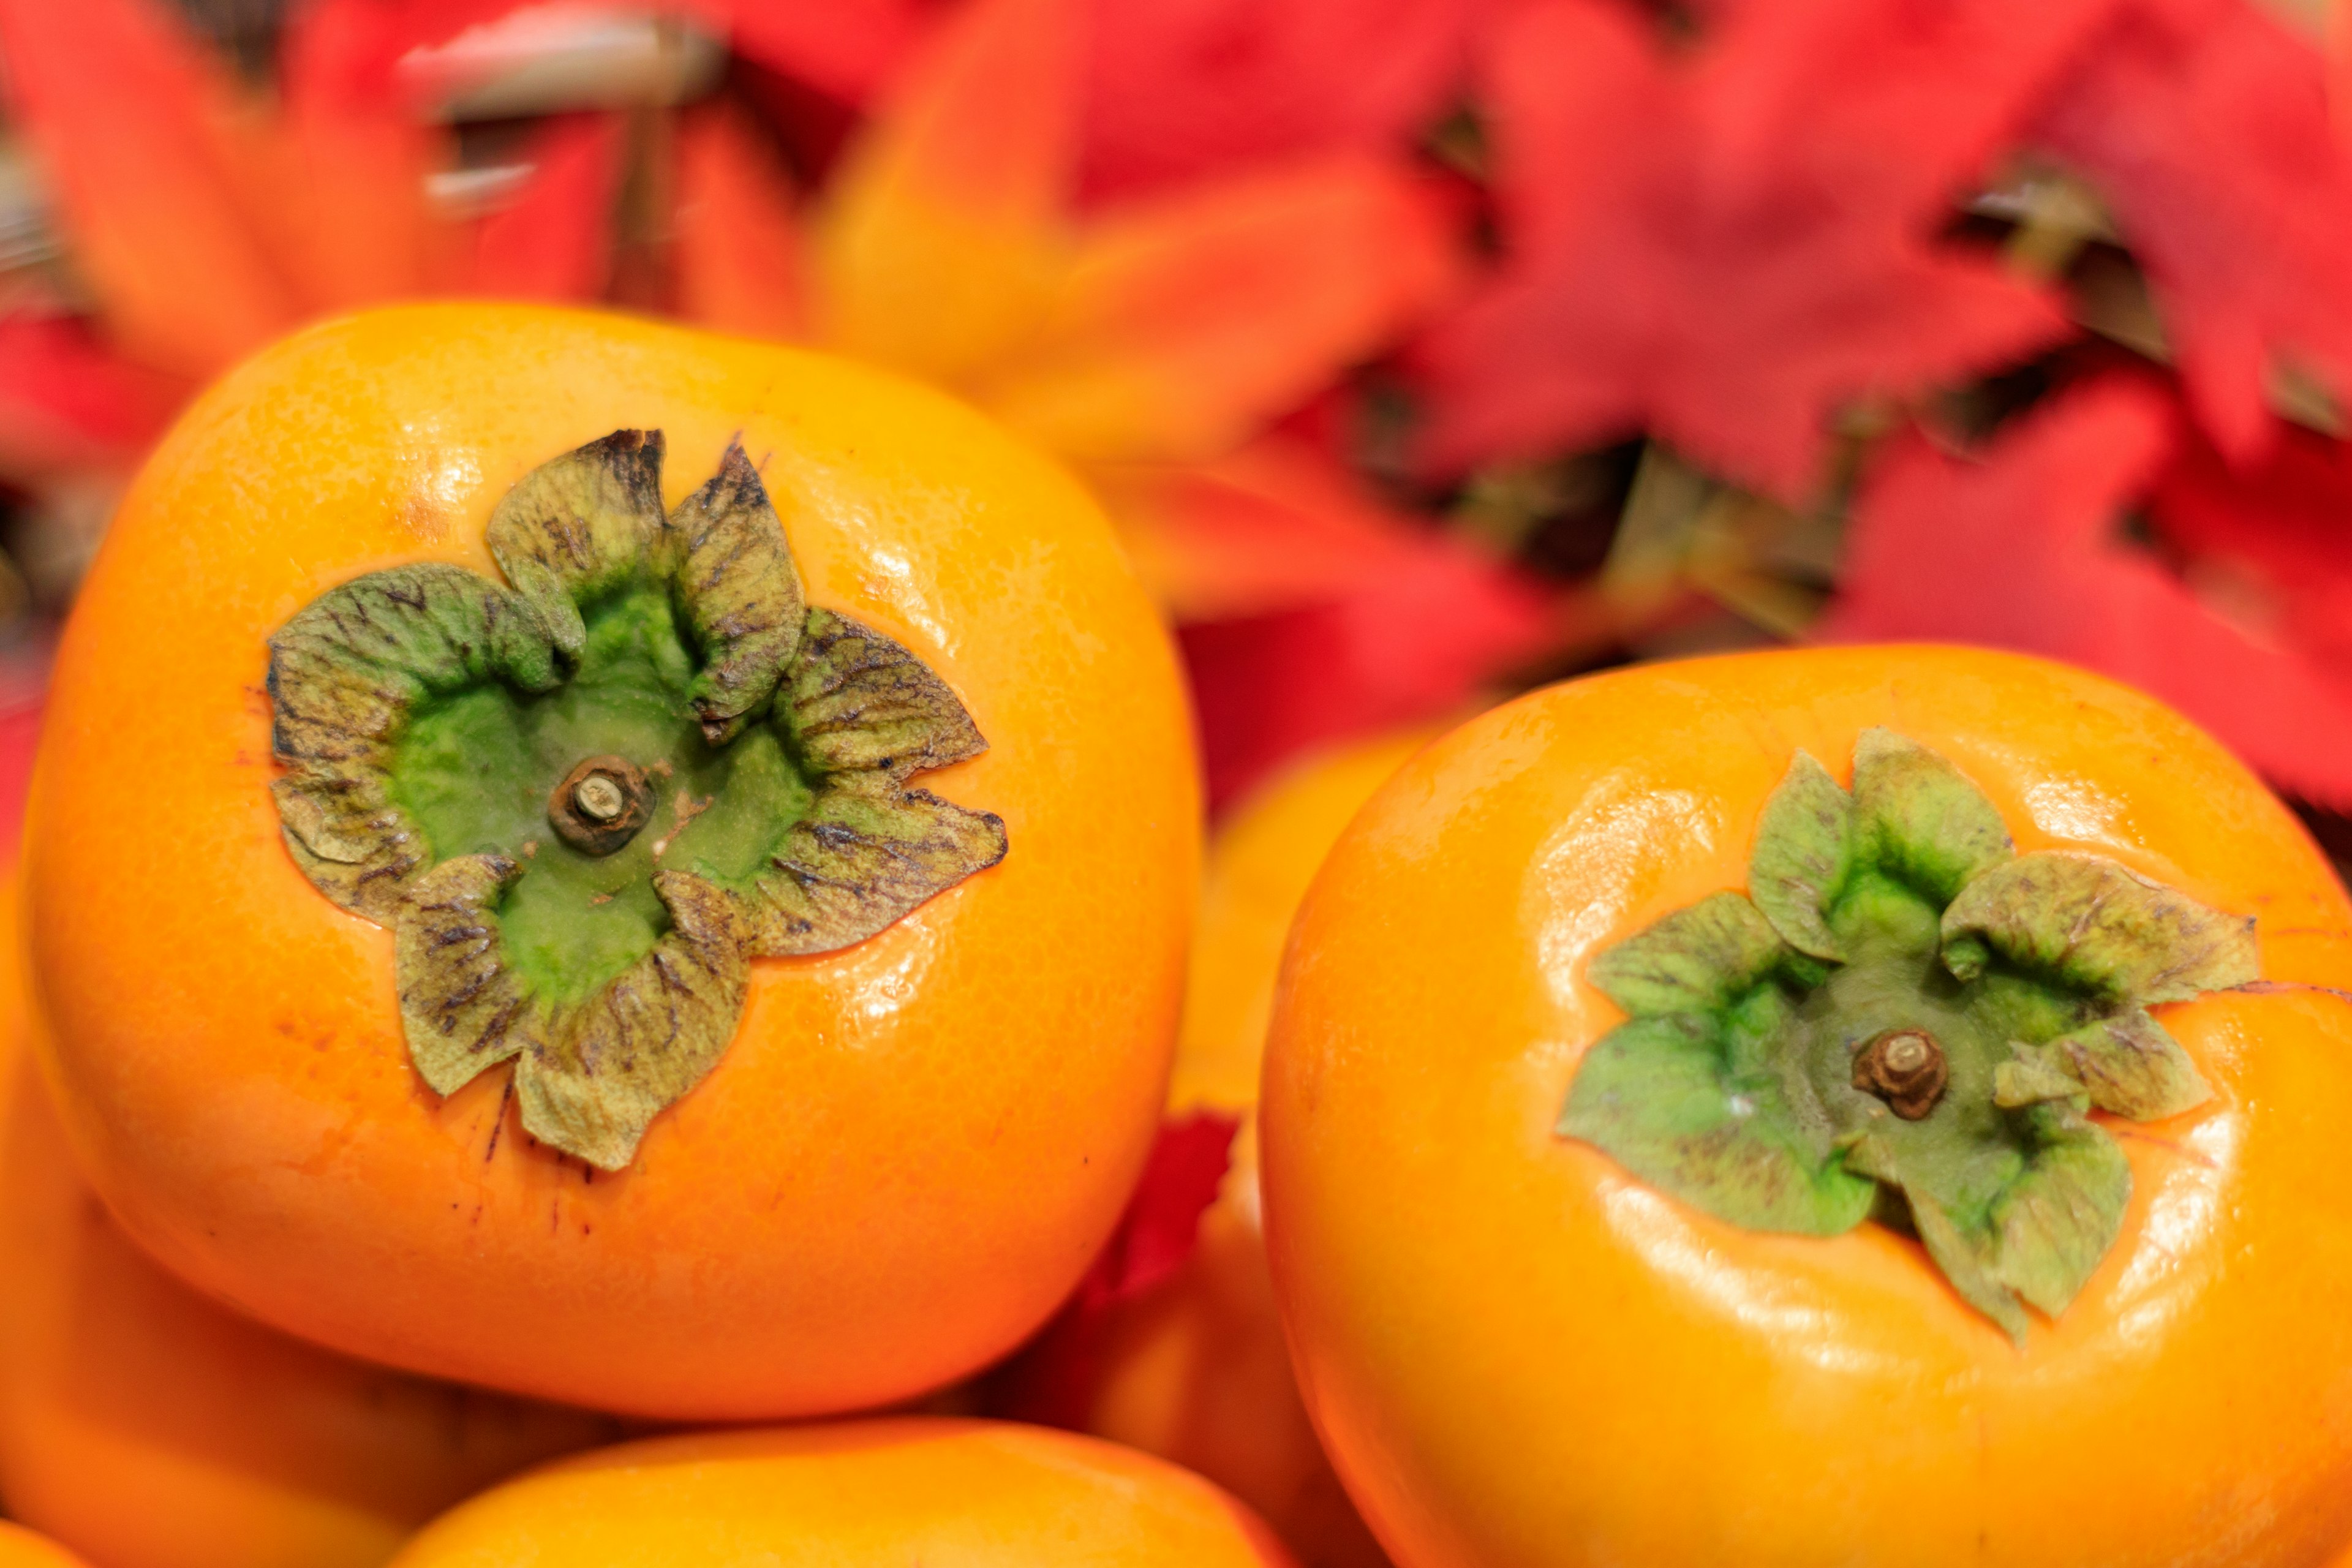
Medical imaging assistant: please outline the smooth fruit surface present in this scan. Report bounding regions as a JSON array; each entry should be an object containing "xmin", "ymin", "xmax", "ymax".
[
  {"xmin": 0, "ymin": 1524, "xmax": 91, "ymax": 1568},
  {"xmin": 1262, "ymin": 646, "xmax": 2352, "ymax": 1567},
  {"xmin": 386, "ymin": 1418, "xmax": 1297, "ymax": 1566},
  {"xmin": 1072, "ymin": 730, "xmax": 1433, "ymax": 1568},
  {"xmin": 1172, "ymin": 729, "xmax": 1438, "ymax": 1116},
  {"xmin": 23, "ymin": 303, "xmax": 1199, "ymax": 1418},
  {"xmin": 0, "ymin": 881, "xmax": 620, "ymax": 1568}
]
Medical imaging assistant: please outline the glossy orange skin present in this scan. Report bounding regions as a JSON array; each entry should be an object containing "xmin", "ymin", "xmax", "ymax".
[
  {"xmin": 1066, "ymin": 731, "xmax": 1434, "ymax": 1568},
  {"xmin": 388, "ymin": 1418, "xmax": 1298, "ymax": 1566},
  {"xmin": 0, "ymin": 1525, "xmax": 92, "ymax": 1568},
  {"xmin": 0, "ymin": 882, "xmax": 619, "ymax": 1568},
  {"xmin": 1262, "ymin": 647, "xmax": 2352, "ymax": 1568},
  {"xmin": 23, "ymin": 304, "xmax": 1199, "ymax": 1419}
]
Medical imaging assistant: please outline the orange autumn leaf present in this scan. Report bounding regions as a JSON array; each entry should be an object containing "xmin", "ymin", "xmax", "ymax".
[
  {"xmin": 812, "ymin": 0, "xmax": 1081, "ymax": 382},
  {"xmin": 801, "ymin": 0, "xmax": 1455, "ymax": 469},
  {"xmin": 979, "ymin": 153, "xmax": 1458, "ymax": 464}
]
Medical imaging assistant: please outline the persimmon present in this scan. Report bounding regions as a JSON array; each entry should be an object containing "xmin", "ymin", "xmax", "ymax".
[
  {"xmin": 0, "ymin": 1525, "xmax": 91, "ymax": 1568},
  {"xmin": 1011, "ymin": 731, "xmax": 1433, "ymax": 1568},
  {"xmin": 1262, "ymin": 647, "xmax": 2352, "ymax": 1567},
  {"xmin": 21, "ymin": 303, "xmax": 1198, "ymax": 1419},
  {"xmin": 385, "ymin": 1418, "xmax": 1297, "ymax": 1565},
  {"xmin": 0, "ymin": 877, "xmax": 622, "ymax": 1568}
]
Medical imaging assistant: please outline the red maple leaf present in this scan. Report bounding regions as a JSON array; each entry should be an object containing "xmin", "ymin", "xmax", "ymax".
[
  {"xmin": 1077, "ymin": 0, "xmax": 1473, "ymax": 204},
  {"xmin": 2032, "ymin": 0, "xmax": 2352, "ymax": 462},
  {"xmin": 1820, "ymin": 379, "xmax": 2352, "ymax": 809},
  {"xmin": 2146, "ymin": 405, "xmax": 2352, "ymax": 679},
  {"xmin": 1174, "ymin": 453, "xmax": 1558, "ymax": 807},
  {"xmin": 0, "ymin": 314, "xmax": 184, "ymax": 480},
  {"xmin": 1415, "ymin": 0, "xmax": 2092, "ymax": 500}
]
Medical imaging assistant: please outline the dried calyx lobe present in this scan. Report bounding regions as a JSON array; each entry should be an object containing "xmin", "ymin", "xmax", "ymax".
[
  {"xmin": 267, "ymin": 430, "xmax": 1007, "ymax": 1171},
  {"xmin": 1556, "ymin": 728, "xmax": 2256, "ymax": 1337}
]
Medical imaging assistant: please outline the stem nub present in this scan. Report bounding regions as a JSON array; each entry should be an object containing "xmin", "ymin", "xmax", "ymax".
[
  {"xmin": 549, "ymin": 755, "xmax": 651, "ymax": 856},
  {"xmin": 1852, "ymin": 1028, "xmax": 1948, "ymax": 1121}
]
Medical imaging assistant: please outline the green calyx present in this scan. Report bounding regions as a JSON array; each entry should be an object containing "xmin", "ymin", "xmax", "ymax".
[
  {"xmin": 1557, "ymin": 728, "xmax": 2256, "ymax": 1337},
  {"xmin": 268, "ymin": 431, "xmax": 1008, "ymax": 1170}
]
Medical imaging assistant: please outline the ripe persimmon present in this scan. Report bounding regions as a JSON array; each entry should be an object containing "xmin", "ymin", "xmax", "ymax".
[
  {"xmin": 0, "ymin": 1525, "xmax": 90, "ymax": 1568},
  {"xmin": 0, "ymin": 882, "xmax": 620, "ymax": 1568},
  {"xmin": 21, "ymin": 304, "xmax": 1198, "ymax": 1419},
  {"xmin": 386, "ymin": 1419, "xmax": 1297, "ymax": 1565},
  {"xmin": 1008, "ymin": 731, "xmax": 1433, "ymax": 1568},
  {"xmin": 1263, "ymin": 647, "xmax": 2352, "ymax": 1567}
]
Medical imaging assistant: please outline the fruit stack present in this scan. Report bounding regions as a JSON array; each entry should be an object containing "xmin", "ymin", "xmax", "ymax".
[{"xmin": 6, "ymin": 304, "xmax": 2352, "ymax": 1567}]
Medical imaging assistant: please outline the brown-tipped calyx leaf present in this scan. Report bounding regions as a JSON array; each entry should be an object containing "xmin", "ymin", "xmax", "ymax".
[
  {"xmin": 1749, "ymin": 750, "xmax": 1853, "ymax": 961},
  {"xmin": 485, "ymin": 428, "xmax": 668, "ymax": 662},
  {"xmin": 510, "ymin": 871, "xmax": 748, "ymax": 1172},
  {"xmin": 269, "ymin": 431, "xmax": 1008, "ymax": 1170},
  {"xmin": 733, "ymin": 608, "xmax": 1006, "ymax": 956},
  {"xmin": 664, "ymin": 438, "xmax": 805, "ymax": 745},
  {"xmin": 269, "ymin": 563, "xmax": 563, "ymax": 921},
  {"xmin": 1558, "ymin": 727, "xmax": 2251, "ymax": 1338}
]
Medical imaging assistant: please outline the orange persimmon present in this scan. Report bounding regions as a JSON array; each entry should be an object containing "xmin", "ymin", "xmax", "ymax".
[
  {"xmin": 21, "ymin": 303, "xmax": 1199, "ymax": 1420},
  {"xmin": 1263, "ymin": 647, "xmax": 2352, "ymax": 1567},
  {"xmin": 1019, "ymin": 730, "xmax": 1434, "ymax": 1568},
  {"xmin": 0, "ymin": 1525, "xmax": 91, "ymax": 1568},
  {"xmin": 0, "ymin": 881, "xmax": 620, "ymax": 1568},
  {"xmin": 386, "ymin": 1419, "xmax": 1297, "ymax": 1565}
]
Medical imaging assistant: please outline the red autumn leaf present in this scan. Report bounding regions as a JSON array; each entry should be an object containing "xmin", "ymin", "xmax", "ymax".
[
  {"xmin": 1415, "ymin": 0, "xmax": 2087, "ymax": 500},
  {"xmin": 1077, "ymin": 0, "xmax": 1473, "ymax": 203},
  {"xmin": 469, "ymin": 113, "xmax": 625, "ymax": 301},
  {"xmin": 1095, "ymin": 440, "xmax": 1449, "ymax": 622},
  {"xmin": 1178, "ymin": 477, "xmax": 1558, "ymax": 806},
  {"xmin": 980, "ymin": 152, "xmax": 1460, "ymax": 465},
  {"xmin": 2032, "ymin": 0, "xmax": 2352, "ymax": 462},
  {"xmin": 2145, "ymin": 406, "xmax": 2352, "ymax": 677},
  {"xmin": 0, "ymin": 0, "xmax": 298, "ymax": 376},
  {"xmin": 0, "ymin": 313, "xmax": 186, "ymax": 480},
  {"xmin": 986, "ymin": 1111, "xmax": 1240, "ymax": 1430},
  {"xmin": 1820, "ymin": 379, "xmax": 2352, "ymax": 810},
  {"xmin": 723, "ymin": 0, "xmax": 935, "ymax": 104},
  {"xmin": 269, "ymin": 0, "xmax": 451, "ymax": 312},
  {"xmin": 672, "ymin": 102, "xmax": 809, "ymax": 340}
]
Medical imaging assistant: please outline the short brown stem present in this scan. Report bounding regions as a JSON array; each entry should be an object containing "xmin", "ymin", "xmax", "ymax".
[
  {"xmin": 1853, "ymin": 1028, "xmax": 1948, "ymax": 1120},
  {"xmin": 548, "ymin": 755, "xmax": 650, "ymax": 856}
]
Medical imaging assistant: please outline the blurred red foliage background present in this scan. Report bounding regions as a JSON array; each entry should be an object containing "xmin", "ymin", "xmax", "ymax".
[{"xmin": 6, "ymin": 0, "xmax": 2352, "ymax": 825}]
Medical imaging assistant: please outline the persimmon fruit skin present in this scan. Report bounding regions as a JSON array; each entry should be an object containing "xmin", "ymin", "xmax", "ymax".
[
  {"xmin": 0, "ymin": 1524, "xmax": 92, "ymax": 1568},
  {"xmin": 1036, "ymin": 730, "xmax": 1435, "ymax": 1568},
  {"xmin": 385, "ymin": 1418, "xmax": 1298, "ymax": 1566},
  {"xmin": 22, "ymin": 304, "xmax": 1199, "ymax": 1420},
  {"xmin": 1262, "ymin": 646, "xmax": 2352, "ymax": 1568},
  {"xmin": 0, "ymin": 879, "xmax": 618, "ymax": 1568}
]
